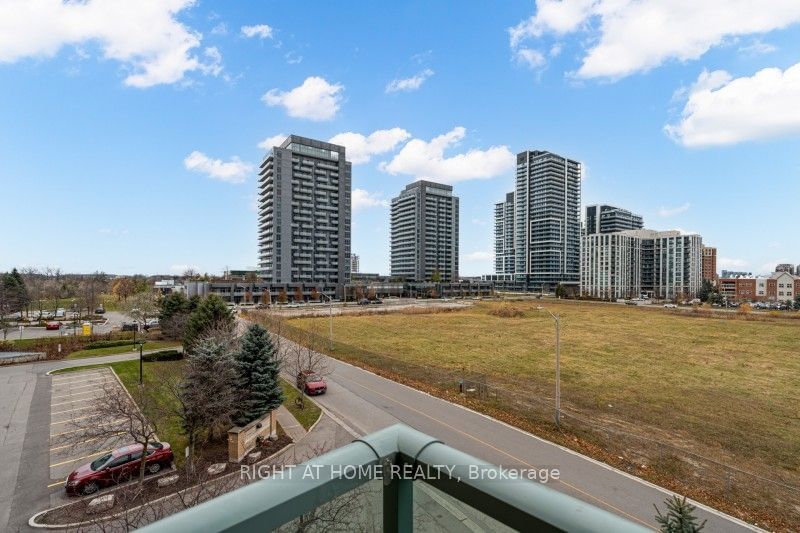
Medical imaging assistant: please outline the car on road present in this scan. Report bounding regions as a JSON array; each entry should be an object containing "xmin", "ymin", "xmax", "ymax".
[
  {"xmin": 65, "ymin": 442, "xmax": 173, "ymax": 496},
  {"xmin": 358, "ymin": 299, "xmax": 370, "ymax": 305},
  {"xmin": 45, "ymin": 321, "xmax": 62, "ymax": 330},
  {"xmin": 663, "ymin": 303, "xmax": 678, "ymax": 309},
  {"xmin": 370, "ymin": 299, "xmax": 383, "ymax": 305},
  {"xmin": 296, "ymin": 370, "xmax": 327, "ymax": 396},
  {"xmin": 95, "ymin": 307, "xmax": 105, "ymax": 314}
]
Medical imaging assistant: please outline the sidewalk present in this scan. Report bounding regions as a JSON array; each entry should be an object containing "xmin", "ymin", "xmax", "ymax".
[{"xmin": 274, "ymin": 405, "xmax": 307, "ymax": 442}]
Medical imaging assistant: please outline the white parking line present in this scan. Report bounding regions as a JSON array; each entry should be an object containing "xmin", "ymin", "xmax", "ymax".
[
  {"xmin": 51, "ymin": 405, "xmax": 94, "ymax": 416},
  {"xmin": 51, "ymin": 371, "xmax": 109, "ymax": 383},
  {"xmin": 50, "ymin": 449, "xmax": 112, "ymax": 468},
  {"xmin": 50, "ymin": 414, "xmax": 97, "ymax": 426},
  {"xmin": 50, "ymin": 433, "xmax": 124, "ymax": 452},
  {"xmin": 51, "ymin": 395, "xmax": 104, "ymax": 407},
  {"xmin": 51, "ymin": 377, "xmax": 110, "ymax": 388},
  {"xmin": 51, "ymin": 382, "xmax": 112, "ymax": 394},
  {"xmin": 50, "ymin": 418, "xmax": 127, "ymax": 437},
  {"xmin": 50, "ymin": 389, "xmax": 109, "ymax": 401},
  {"xmin": 47, "ymin": 479, "xmax": 65, "ymax": 489},
  {"xmin": 53, "ymin": 368, "xmax": 108, "ymax": 383}
]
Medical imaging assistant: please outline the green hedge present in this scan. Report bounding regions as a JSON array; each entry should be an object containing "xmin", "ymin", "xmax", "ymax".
[
  {"xmin": 85, "ymin": 339, "xmax": 135, "ymax": 349},
  {"xmin": 142, "ymin": 349, "xmax": 183, "ymax": 362}
]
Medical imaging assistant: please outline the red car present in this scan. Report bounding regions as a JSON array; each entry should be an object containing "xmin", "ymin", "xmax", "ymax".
[
  {"xmin": 45, "ymin": 321, "xmax": 61, "ymax": 330},
  {"xmin": 65, "ymin": 442, "xmax": 173, "ymax": 496},
  {"xmin": 297, "ymin": 370, "xmax": 327, "ymax": 395}
]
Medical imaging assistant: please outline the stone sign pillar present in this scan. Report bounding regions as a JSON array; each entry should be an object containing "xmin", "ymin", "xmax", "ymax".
[{"xmin": 227, "ymin": 410, "xmax": 277, "ymax": 463}]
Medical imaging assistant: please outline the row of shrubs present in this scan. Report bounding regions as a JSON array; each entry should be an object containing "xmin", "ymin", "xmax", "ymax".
[
  {"xmin": 142, "ymin": 349, "xmax": 183, "ymax": 362},
  {"xmin": 84, "ymin": 339, "xmax": 135, "ymax": 350}
]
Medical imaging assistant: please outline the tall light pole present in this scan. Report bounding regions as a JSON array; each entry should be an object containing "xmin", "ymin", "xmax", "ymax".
[
  {"xmin": 537, "ymin": 306, "xmax": 561, "ymax": 427},
  {"xmin": 319, "ymin": 293, "xmax": 334, "ymax": 351}
]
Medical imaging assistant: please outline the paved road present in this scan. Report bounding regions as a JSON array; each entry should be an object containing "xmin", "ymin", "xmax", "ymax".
[{"xmin": 281, "ymin": 345, "xmax": 759, "ymax": 532}]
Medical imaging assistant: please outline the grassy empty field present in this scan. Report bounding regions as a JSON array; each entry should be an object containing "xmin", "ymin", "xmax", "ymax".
[{"xmin": 291, "ymin": 301, "xmax": 800, "ymax": 479}]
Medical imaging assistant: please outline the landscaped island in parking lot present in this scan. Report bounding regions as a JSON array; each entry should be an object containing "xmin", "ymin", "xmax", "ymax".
[{"xmin": 282, "ymin": 299, "xmax": 800, "ymax": 528}]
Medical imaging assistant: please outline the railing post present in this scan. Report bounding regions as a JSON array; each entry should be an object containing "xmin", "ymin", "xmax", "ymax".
[{"xmin": 384, "ymin": 476, "xmax": 413, "ymax": 533}]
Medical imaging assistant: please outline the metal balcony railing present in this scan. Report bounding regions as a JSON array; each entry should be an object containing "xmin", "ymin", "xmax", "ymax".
[{"xmin": 138, "ymin": 424, "xmax": 645, "ymax": 533}]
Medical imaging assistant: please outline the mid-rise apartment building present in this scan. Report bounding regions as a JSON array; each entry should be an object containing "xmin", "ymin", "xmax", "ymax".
[
  {"xmin": 719, "ymin": 271, "xmax": 800, "ymax": 302},
  {"xmin": 494, "ymin": 192, "xmax": 515, "ymax": 274},
  {"xmin": 584, "ymin": 204, "xmax": 643, "ymax": 235},
  {"xmin": 702, "ymin": 246, "xmax": 718, "ymax": 284},
  {"xmin": 390, "ymin": 180, "xmax": 459, "ymax": 282},
  {"xmin": 581, "ymin": 229, "xmax": 703, "ymax": 300},
  {"xmin": 350, "ymin": 253, "xmax": 360, "ymax": 275},
  {"xmin": 580, "ymin": 232, "xmax": 642, "ymax": 299},
  {"xmin": 257, "ymin": 135, "xmax": 351, "ymax": 287},
  {"xmin": 775, "ymin": 263, "xmax": 795, "ymax": 275},
  {"xmin": 512, "ymin": 150, "xmax": 581, "ymax": 292}
]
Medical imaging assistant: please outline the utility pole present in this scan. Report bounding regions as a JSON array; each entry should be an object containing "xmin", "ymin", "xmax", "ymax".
[
  {"xmin": 138, "ymin": 340, "xmax": 144, "ymax": 385},
  {"xmin": 537, "ymin": 306, "xmax": 561, "ymax": 427}
]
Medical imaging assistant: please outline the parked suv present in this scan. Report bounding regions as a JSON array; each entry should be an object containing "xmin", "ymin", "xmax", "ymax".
[{"xmin": 65, "ymin": 442, "xmax": 173, "ymax": 496}]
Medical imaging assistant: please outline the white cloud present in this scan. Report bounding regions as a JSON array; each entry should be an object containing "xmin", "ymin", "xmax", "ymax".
[
  {"xmin": 183, "ymin": 151, "xmax": 253, "ymax": 183},
  {"xmin": 665, "ymin": 62, "xmax": 800, "ymax": 147},
  {"xmin": 285, "ymin": 51, "xmax": 303, "ymax": 64},
  {"xmin": 738, "ymin": 39, "xmax": 777, "ymax": 56},
  {"xmin": 515, "ymin": 48, "xmax": 546, "ymax": 69},
  {"xmin": 719, "ymin": 257, "xmax": 749, "ymax": 270},
  {"xmin": 385, "ymin": 69, "xmax": 434, "ymax": 93},
  {"xmin": 241, "ymin": 24, "xmax": 273, "ymax": 39},
  {"xmin": 352, "ymin": 189, "xmax": 389, "ymax": 210},
  {"xmin": 549, "ymin": 43, "xmax": 563, "ymax": 57},
  {"xmin": 0, "ymin": 0, "xmax": 221, "ymax": 88},
  {"xmin": 262, "ymin": 76, "xmax": 343, "ymax": 121},
  {"xmin": 210, "ymin": 22, "xmax": 227, "ymax": 36},
  {"xmin": 509, "ymin": 1, "xmax": 800, "ymax": 80},
  {"xmin": 379, "ymin": 127, "xmax": 515, "ymax": 184},
  {"xmin": 199, "ymin": 46, "xmax": 222, "ymax": 77},
  {"xmin": 328, "ymin": 128, "xmax": 411, "ymax": 164},
  {"xmin": 257, "ymin": 133, "xmax": 287, "ymax": 151},
  {"xmin": 658, "ymin": 202, "xmax": 691, "ymax": 217},
  {"xmin": 471, "ymin": 218, "xmax": 486, "ymax": 226}
]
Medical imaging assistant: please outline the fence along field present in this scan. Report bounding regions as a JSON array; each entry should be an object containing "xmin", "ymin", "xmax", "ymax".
[{"xmin": 259, "ymin": 300, "xmax": 800, "ymax": 529}]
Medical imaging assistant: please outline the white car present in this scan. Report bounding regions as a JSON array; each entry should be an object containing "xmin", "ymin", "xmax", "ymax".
[{"xmin": 663, "ymin": 303, "xmax": 678, "ymax": 309}]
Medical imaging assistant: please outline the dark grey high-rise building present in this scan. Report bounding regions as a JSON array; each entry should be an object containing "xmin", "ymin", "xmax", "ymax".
[
  {"xmin": 513, "ymin": 150, "xmax": 581, "ymax": 291},
  {"xmin": 257, "ymin": 135, "xmax": 351, "ymax": 287},
  {"xmin": 390, "ymin": 180, "xmax": 459, "ymax": 282},
  {"xmin": 584, "ymin": 204, "xmax": 643, "ymax": 235},
  {"xmin": 494, "ymin": 192, "xmax": 515, "ymax": 274}
]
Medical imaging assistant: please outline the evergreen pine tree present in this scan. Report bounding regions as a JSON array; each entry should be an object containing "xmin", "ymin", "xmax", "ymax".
[
  {"xmin": 235, "ymin": 323, "xmax": 284, "ymax": 426},
  {"xmin": 183, "ymin": 294, "xmax": 234, "ymax": 352},
  {"xmin": 654, "ymin": 495, "xmax": 706, "ymax": 533},
  {"xmin": 180, "ymin": 335, "xmax": 239, "ymax": 462}
]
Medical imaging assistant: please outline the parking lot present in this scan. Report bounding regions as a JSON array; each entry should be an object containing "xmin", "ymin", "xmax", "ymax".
[{"xmin": 47, "ymin": 368, "xmax": 130, "ymax": 502}]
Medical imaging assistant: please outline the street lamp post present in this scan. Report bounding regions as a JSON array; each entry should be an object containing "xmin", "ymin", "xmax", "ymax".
[
  {"xmin": 138, "ymin": 340, "xmax": 144, "ymax": 385},
  {"xmin": 537, "ymin": 306, "xmax": 561, "ymax": 428}
]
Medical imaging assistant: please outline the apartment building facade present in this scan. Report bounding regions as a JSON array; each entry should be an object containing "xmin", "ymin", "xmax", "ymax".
[
  {"xmin": 512, "ymin": 150, "xmax": 581, "ymax": 292},
  {"xmin": 719, "ymin": 271, "xmax": 800, "ymax": 302},
  {"xmin": 580, "ymin": 232, "xmax": 642, "ymax": 299},
  {"xmin": 350, "ymin": 253, "xmax": 360, "ymax": 275},
  {"xmin": 580, "ymin": 229, "xmax": 703, "ymax": 300},
  {"xmin": 584, "ymin": 204, "xmax": 643, "ymax": 235},
  {"xmin": 257, "ymin": 135, "xmax": 351, "ymax": 288},
  {"xmin": 390, "ymin": 180, "xmax": 459, "ymax": 282},
  {"xmin": 494, "ymin": 192, "xmax": 515, "ymax": 274},
  {"xmin": 702, "ymin": 246, "xmax": 718, "ymax": 284}
]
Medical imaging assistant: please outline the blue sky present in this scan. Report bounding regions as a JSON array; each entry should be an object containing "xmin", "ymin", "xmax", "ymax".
[{"xmin": 1, "ymin": 1, "xmax": 799, "ymax": 277}]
